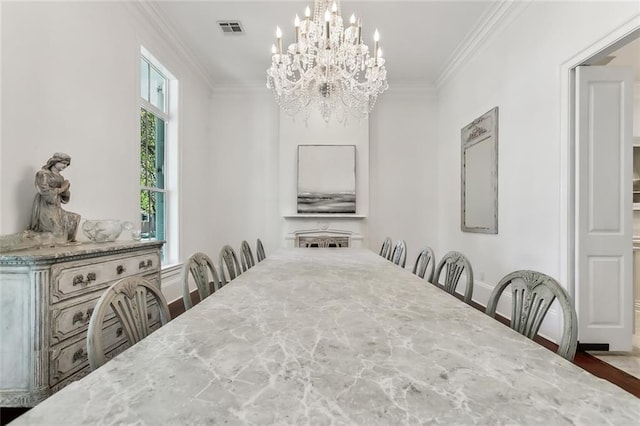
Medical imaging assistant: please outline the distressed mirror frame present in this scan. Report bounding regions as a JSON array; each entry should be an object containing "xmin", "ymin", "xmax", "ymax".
[{"xmin": 461, "ymin": 107, "xmax": 498, "ymax": 234}]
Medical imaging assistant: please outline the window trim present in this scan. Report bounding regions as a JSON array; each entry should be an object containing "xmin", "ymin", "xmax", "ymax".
[{"xmin": 139, "ymin": 47, "xmax": 179, "ymax": 266}]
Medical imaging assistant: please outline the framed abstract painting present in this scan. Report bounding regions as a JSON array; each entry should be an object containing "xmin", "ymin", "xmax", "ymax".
[{"xmin": 297, "ymin": 145, "xmax": 356, "ymax": 214}]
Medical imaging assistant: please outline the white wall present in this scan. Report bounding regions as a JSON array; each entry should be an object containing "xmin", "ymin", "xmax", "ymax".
[
  {"xmin": 437, "ymin": 1, "xmax": 640, "ymax": 340},
  {"xmin": 208, "ymin": 87, "xmax": 437, "ymax": 264},
  {"xmin": 2, "ymin": 1, "xmax": 140, "ymax": 231},
  {"xmin": 207, "ymin": 88, "xmax": 280, "ymax": 262},
  {"xmin": 369, "ymin": 88, "xmax": 438, "ymax": 267},
  {"xmin": 0, "ymin": 1, "xmax": 213, "ymax": 303},
  {"xmin": 278, "ymin": 109, "xmax": 370, "ymax": 247}
]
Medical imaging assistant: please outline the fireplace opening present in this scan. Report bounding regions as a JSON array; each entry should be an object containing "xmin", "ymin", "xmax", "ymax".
[{"xmin": 297, "ymin": 236, "xmax": 350, "ymax": 248}]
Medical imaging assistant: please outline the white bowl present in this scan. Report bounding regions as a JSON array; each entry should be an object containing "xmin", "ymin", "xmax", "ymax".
[{"xmin": 82, "ymin": 220, "xmax": 133, "ymax": 243}]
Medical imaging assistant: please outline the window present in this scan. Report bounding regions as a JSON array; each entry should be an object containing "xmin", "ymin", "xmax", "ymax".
[{"xmin": 140, "ymin": 50, "xmax": 177, "ymax": 264}]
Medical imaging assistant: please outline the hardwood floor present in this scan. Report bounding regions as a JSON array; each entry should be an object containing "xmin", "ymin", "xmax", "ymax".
[
  {"xmin": 0, "ymin": 408, "xmax": 28, "ymax": 425},
  {"xmin": 575, "ymin": 351, "xmax": 640, "ymax": 398}
]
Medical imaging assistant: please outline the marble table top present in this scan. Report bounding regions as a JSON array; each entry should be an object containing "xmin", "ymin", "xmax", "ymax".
[
  {"xmin": 0, "ymin": 240, "xmax": 163, "ymax": 265},
  {"xmin": 12, "ymin": 249, "xmax": 640, "ymax": 425}
]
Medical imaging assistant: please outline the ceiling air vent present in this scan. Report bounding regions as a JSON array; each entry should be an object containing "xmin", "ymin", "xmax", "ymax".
[{"xmin": 217, "ymin": 21, "xmax": 244, "ymax": 34}]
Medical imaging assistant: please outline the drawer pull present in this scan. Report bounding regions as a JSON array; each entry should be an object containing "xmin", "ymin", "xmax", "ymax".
[
  {"xmin": 116, "ymin": 265, "xmax": 126, "ymax": 275},
  {"xmin": 116, "ymin": 327, "xmax": 123, "ymax": 337},
  {"xmin": 72, "ymin": 348, "xmax": 88, "ymax": 363},
  {"xmin": 72, "ymin": 272, "xmax": 96, "ymax": 287},
  {"xmin": 138, "ymin": 259, "xmax": 153, "ymax": 269},
  {"xmin": 71, "ymin": 308, "xmax": 94, "ymax": 325}
]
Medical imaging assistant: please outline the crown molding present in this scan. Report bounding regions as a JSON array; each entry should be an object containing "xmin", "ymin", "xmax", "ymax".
[
  {"xmin": 125, "ymin": 0, "xmax": 216, "ymax": 91},
  {"xmin": 435, "ymin": 0, "xmax": 531, "ymax": 90}
]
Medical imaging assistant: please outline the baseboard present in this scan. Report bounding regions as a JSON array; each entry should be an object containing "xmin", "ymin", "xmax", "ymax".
[{"xmin": 577, "ymin": 342, "xmax": 610, "ymax": 352}]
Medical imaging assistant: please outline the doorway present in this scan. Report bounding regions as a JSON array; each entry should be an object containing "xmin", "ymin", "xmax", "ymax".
[
  {"xmin": 585, "ymin": 38, "xmax": 640, "ymax": 379},
  {"xmin": 568, "ymin": 25, "xmax": 639, "ymax": 356}
]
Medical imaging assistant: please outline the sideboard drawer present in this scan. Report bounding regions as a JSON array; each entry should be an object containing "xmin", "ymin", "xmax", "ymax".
[
  {"xmin": 51, "ymin": 298, "xmax": 98, "ymax": 344},
  {"xmin": 51, "ymin": 252, "xmax": 160, "ymax": 303},
  {"xmin": 50, "ymin": 366, "xmax": 90, "ymax": 394},
  {"xmin": 50, "ymin": 301, "xmax": 162, "ymax": 386},
  {"xmin": 51, "ymin": 276, "xmax": 160, "ymax": 345},
  {"xmin": 50, "ymin": 319, "xmax": 160, "ymax": 394},
  {"xmin": 49, "ymin": 335, "xmax": 91, "ymax": 386},
  {"xmin": 49, "ymin": 317, "xmax": 128, "ymax": 386}
]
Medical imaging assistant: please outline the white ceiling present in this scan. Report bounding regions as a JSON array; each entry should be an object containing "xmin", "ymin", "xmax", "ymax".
[{"xmin": 151, "ymin": 0, "xmax": 499, "ymax": 88}]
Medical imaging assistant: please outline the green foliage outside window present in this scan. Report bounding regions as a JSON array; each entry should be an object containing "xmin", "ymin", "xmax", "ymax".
[
  {"xmin": 140, "ymin": 55, "xmax": 168, "ymax": 253},
  {"xmin": 140, "ymin": 108, "xmax": 165, "ymax": 240},
  {"xmin": 140, "ymin": 108, "xmax": 157, "ymax": 216}
]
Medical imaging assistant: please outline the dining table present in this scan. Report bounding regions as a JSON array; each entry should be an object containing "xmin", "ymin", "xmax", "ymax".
[{"xmin": 11, "ymin": 248, "xmax": 640, "ymax": 425}]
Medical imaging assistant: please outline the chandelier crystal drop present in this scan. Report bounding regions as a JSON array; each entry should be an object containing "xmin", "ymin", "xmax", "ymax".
[{"xmin": 266, "ymin": 0, "xmax": 389, "ymax": 124}]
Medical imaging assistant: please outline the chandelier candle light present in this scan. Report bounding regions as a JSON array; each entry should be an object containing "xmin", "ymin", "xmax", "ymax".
[{"xmin": 266, "ymin": 0, "xmax": 389, "ymax": 124}]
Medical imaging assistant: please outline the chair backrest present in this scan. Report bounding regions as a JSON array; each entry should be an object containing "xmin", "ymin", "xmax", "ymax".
[
  {"xmin": 219, "ymin": 245, "xmax": 242, "ymax": 286},
  {"xmin": 256, "ymin": 238, "xmax": 266, "ymax": 262},
  {"xmin": 433, "ymin": 251, "xmax": 474, "ymax": 303},
  {"xmin": 181, "ymin": 252, "xmax": 221, "ymax": 311},
  {"xmin": 390, "ymin": 240, "xmax": 407, "ymax": 268},
  {"xmin": 87, "ymin": 277, "xmax": 170, "ymax": 370},
  {"xmin": 379, "ymin": 237, "xmax": 392, "ymax": 259},
  {"xmin": 412, "ymin": 247, "xmax": 436, "ymax": 282},
  {"xmin": 485, "ymin": 270, "xmax": 578, "ymax": 361},
  {"xmin": 240, "ymin": 240, "xmax": 256, "ymax": 272}
]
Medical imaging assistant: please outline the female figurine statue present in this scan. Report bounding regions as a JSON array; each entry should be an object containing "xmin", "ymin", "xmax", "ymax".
[{"xmin": 28, "ymin": 152, "xmax": 80, "ymax": 242}]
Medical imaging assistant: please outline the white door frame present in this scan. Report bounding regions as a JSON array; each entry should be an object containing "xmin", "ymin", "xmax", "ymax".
[{"xmin": 560, "ymin": 16, "xmax": 640, "ymax": 320}]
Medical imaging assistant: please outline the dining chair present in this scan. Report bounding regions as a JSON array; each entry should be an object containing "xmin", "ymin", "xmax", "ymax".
[
  {"xmin": 240, "ymin": 240, "xmax": 256, "ymax": 272},
  {"xmin": 219, "ymin": 245, "xmax": 242, "ymax": 286},
  {"xmin": 412, "ymin": 247, "xmax": 436, "ymax": 282},
  {"xmin": 485, "ymin": 270, "xmax": 578, "ymax": 361},
  {"xmin": 181, "ymin": 252, "xmax": 221, "ymax": 311},
  {"xmin": 432, "ymin": 251, "xmax": 474, "ymax": 303},
  {"xmin": 390, "ymin": 240, "xmax": 407, "ymax": 268},
  {"xmin": 87, "ymin": 276, "xmax": 170, "ymax": 370},
  {"xmin": 256, "ymin": 238, "xmax": 266, "ymax": 262},
  {"xmin": 379, "ymin": 237, "xmax": 392, "ymax": 260}
]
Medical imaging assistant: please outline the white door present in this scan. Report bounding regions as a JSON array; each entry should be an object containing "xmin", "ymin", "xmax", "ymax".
[{"xmin": 575, "ymin": 65, "xmax": 634, "ymax": 351}]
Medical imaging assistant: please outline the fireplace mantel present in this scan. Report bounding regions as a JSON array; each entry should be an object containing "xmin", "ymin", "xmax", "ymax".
[
  {"xmin": 286, "ymin": 228, "xmax": 362, "ymax": 248},
  {"xmin": 283, "ymin": 218, "xmax": 364, "ymax": 248}
]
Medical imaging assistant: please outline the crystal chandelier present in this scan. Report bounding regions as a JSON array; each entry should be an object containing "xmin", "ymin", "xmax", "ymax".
[{"xmin": 266, "ymin": 0, "xmax": 388, "ymax": 124}]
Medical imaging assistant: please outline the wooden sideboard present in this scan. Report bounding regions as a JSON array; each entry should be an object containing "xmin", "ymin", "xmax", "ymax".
[{"xmin": 0, "ymin": 240, "xmax": 164, "ymax": 407}]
